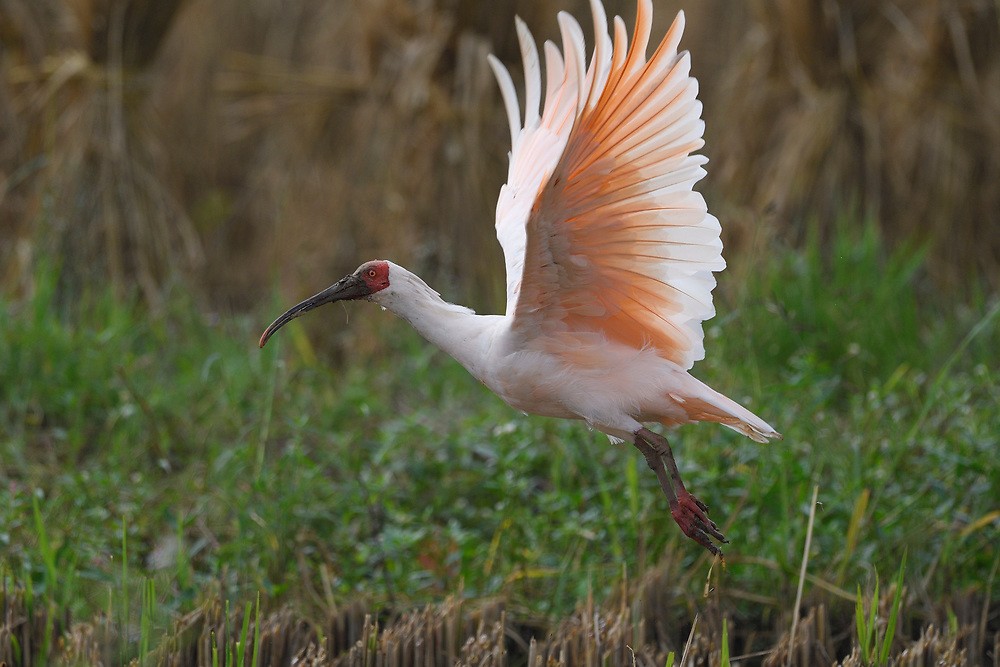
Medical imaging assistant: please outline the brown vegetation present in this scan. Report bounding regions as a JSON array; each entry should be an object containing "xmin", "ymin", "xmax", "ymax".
[
  {"xmin": 2, "ymin": 0, "xmax": 998, "ymax": 312},
  {"xmin": 707, "ymin": 0, "xmax": 1000, "ymax": 290},
  {"xmin": 2, "ymin": 571, "xmax": 989, "ymax": 666}
]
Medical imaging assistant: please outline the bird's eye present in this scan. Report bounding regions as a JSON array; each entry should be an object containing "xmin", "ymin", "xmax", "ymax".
[{"xmin": 367, "ymin": 269, "xmax": 377, "ymax": 278}]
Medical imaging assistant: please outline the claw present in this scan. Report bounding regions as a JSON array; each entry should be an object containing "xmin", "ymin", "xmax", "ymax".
[
  {"xmin": 688, "ymin": 528, "xmax": 723, "ymax": 558},
  {"xmin": 671, "ymin": 492, "xmax": 728, "ymax": 556}
]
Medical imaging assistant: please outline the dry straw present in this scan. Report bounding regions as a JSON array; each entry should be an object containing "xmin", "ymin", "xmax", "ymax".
[
  {"xmin": 701, "ymin": 0, "xmax": 1000, "ymax": 290},
  {"xmin": 2, "ymin": 0, "xmax": 997, "ymax": 312},
  {"xmin": 0, "ymin": 572, "xmax": 982, "ymax": 665}
]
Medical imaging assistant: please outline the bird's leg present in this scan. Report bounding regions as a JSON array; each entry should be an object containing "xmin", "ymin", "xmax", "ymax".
[
  {"xmin": 634, "ymin": 427, "xmax": 728, "ymax": 557},
  {"xmin": 632, "ymin": 437, "xmax": 679, "ymax": 505}
]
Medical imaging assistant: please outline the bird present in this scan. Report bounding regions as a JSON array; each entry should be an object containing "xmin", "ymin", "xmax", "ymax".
[{"xmin": 259, "ymin": 0, "xmax": 780, "ymax": 557}]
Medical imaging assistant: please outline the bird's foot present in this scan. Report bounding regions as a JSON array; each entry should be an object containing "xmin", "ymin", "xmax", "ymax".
[{"xmin": 670, "ymin": 492, "xmax": 728, "ymax": 558}]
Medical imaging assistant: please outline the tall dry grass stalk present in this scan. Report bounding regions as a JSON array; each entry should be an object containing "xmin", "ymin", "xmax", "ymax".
[
  {"xmin": 1, "ymin": 0, "xmax": 202, "ymax": 307},
  {"xmin": 2, "ymin": 0, "xmax": 997, "ymax": 314},
  {"xmin": 1, "ymin": 570, "xmax": 984, "ymax": 665},
  {"xmin": 699, "ymin": 0, "xmax": 1000, "ymax": 289}
]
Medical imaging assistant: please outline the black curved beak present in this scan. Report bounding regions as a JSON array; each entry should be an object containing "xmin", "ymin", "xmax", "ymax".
[{"xmin": 259, "ymin": 273, "xmax": 370, "ymax": 348}]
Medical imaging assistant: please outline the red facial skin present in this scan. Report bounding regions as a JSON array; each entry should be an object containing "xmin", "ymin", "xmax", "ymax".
[{"xmin": 358, "ymin": 260, "xmax": 390, "ymax": 293}]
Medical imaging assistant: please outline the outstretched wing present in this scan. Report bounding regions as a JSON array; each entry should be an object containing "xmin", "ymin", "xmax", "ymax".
[{"xmin": 489, "ymin": 0, "xmax": 724, "ymax": 370}]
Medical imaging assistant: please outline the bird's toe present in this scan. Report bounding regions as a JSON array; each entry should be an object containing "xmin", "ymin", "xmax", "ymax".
[{"xmin": 671, "ymin": 492, "xmax": 728, "ymax": 556}]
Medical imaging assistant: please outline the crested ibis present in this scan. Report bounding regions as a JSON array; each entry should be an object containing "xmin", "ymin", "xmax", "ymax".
[{"xmin": 260, "ymin": 0, "xmax": 780, "ymax": 557}]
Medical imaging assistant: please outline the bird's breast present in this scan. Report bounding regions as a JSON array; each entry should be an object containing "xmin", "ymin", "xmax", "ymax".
[{"xmin": 483, "ymin": 349, "xmax": 580, "ymax": 420}]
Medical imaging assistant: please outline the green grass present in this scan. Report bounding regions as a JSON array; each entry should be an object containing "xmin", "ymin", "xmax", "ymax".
[
  {"xmin": 0, "ymin": 223, "xmax": 997, "ymax": 661},
  {"xmin": 854, "ymin": 554, "xmax": 906, "ymax": 667}
]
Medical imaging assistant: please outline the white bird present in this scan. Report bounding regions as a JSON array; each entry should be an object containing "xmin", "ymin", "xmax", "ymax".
[{"xmin": 260, "ymin": 0, "xmax": 780, "ymax": 557}]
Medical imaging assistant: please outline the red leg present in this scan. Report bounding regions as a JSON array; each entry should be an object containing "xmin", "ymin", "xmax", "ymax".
[{"xmin": 633, "ymin": 428, "xmax": 728, "ymax": 557}]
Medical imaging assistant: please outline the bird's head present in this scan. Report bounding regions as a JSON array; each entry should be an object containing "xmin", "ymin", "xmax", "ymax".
[{"xmin": 259, "ymin": 260, "xmax": 391, "ymax": 348}]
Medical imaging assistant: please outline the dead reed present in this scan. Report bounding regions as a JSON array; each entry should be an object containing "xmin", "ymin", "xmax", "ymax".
[
  {"xmin": 699, "ymin": 0, "xmax": 1000, "ymax": 290},
  {"xmin": 0, "ymin": 0, "xmax": 202, "ymax": 307},
  {"xmin": 2, "ymin": 0, "xmax": 996, "ymax": 316},
  {"xmin": 2, "ymin": 568, "xmax": 989, "ymax": 666}
]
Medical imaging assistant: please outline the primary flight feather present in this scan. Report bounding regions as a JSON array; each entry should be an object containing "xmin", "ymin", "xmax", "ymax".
[{"xmin": 260, "ymin": 0, "xmax": 780, "ymax": 557}]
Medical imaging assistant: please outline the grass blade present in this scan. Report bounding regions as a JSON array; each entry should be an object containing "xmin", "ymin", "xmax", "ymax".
[
  {"xmin": 236, "ymin": 600, "xmax": 252, "ymax": 666},
  {"xmin": 879, "ymin": 553, "xmax": 907, "ymax": 663},
  {"xmin": 30, "ymin": 495, "xmax": 57, "ymax": 594},
  {"xmin": 140, "ymin": 577, "xmax": 155, "ymax": 663},
  {"xmin": 855, "ymin": 584, "xmax": 867, "ymax": 660},
  {"xmin": 720, "ymin": 618, "xmax": 731, "ymax": 667},
  {"xmin": 121, "ymin": 517, "xmax": 129, "ymax": 664},
  {"xmin": 251, "ymin": 591, "xmax": 262, "ymax": 667}
]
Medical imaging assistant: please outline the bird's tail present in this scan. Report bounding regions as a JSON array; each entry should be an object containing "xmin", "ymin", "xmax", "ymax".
[{"xmin": 665, "ymin": 379, "xmax": 782, "ymax": 443}]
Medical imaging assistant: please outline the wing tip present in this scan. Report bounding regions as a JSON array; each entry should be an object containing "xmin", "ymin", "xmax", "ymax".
[{"xmin": 487, "ymin": 53, "xmax": 522, "ymax": 148}]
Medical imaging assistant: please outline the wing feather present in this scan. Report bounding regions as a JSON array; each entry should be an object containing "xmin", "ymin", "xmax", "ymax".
[
  {"xmin": 556, "ymin": 12, "xmax": 587, "ymax": 116},
  {"xmin": 487, "ymin": 54, "xmax": 521, "ymax": 148},
  {"xmin": 492, "ymin": 1, "xmax": 723, "ymax": 369},
  {"xmin": 515, "ymin": 18, "xmax": 541, "ymax": 128}
]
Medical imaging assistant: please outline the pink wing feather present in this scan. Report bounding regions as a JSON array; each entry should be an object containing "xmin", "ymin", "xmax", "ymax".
[{"xmin": 490, "ymin": 0, "xmax": 724, "ymax": 370}]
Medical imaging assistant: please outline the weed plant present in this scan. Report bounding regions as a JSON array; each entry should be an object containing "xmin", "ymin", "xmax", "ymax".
[{"xmin": 0, "ymin": 223, "xmax": 997, "ymax": 661}]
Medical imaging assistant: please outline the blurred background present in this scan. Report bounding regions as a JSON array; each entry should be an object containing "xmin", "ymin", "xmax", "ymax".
[
  {"xmin": 2, "ymin": 1, "xmax": 999, "ymax": 662},
  {"xmin": 3, "ymin": 0, "xmax": 998, "ymax": 316}
]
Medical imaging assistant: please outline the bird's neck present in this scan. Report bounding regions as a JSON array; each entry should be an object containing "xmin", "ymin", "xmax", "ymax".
[{"xmin": 374, "ymin": 265, "xmax": 500, "ymax": 381}]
